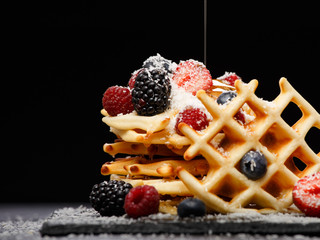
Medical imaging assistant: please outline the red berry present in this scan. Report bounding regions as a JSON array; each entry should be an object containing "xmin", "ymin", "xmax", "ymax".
[
  {"xmin": 128, "ymin": 69, "xmax": 143, "ymax": 89},
  {"xmin": 234, "ymin": 109, "xmax": 246, "ymax": 125},
  {"xmin": 172, "ymin": 60, "xmax": 213, "ymax": 95},
  {"xmin": 175, "ymin": 108, "xmax": 210, "ymax": 135},
  {"xmin": 124, "ymin": 185, "xmax": 160, "ymax": 218},
  {"xmin": 102, "ymin": 86, "xmax": 134, "ymax": 116},
  {"xmin": 292, "ymin": 172, "xmax": 320, "ymax": 217},
  {"xmin": 218, "ymin": 72, "xmax": 241, "ymax": 86}
]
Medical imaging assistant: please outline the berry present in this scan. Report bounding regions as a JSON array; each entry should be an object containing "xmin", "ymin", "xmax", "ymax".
[
  {"xmin": 131, "ymin": 69, "xmax": 171, "ymax": 116},
  {"xmin": 240, "ymin": 150, "xmax": 267, "ymax": 180},
  {"xmin": 175, "ymin": 108, "xmax": 210, "ymax": 135},
  {"xmin": 124, "ymin": 185, "xmax": 160, "ymax": 218},
  {"xmin": 217, "ymin": 91, "xmax": 246, "ymax": 125},
  {"xmin": 172, "ymin": 60, "xmax": 213, "ymax": 95},
  {"xmin": 128, "ymin": 69, "xmax": 143, "ymax": 89},
  {"xmin": 292, "ymin": 172, "xmax": 320, "ymax": 217},
  {"xmin": 102, "ymin": 86, "xmax": 134, "ymax": 116},
  {"xmin": 142, "ymin": 54, "xmax": 174, "ymax": 73},
  {"xmin": 218, "ymin": 72, "xmax": 241, "ymax": 86},
  {"xmin": 177, "ymin": 198, "xmax": 206, "ymax": 218},
  {"xmin": 89, "ymin": 180, "xmax": 133, "ymax": 216},
  {"xmin": 216, "ymin": 91, "xmax": 237, "ymax": 105}
]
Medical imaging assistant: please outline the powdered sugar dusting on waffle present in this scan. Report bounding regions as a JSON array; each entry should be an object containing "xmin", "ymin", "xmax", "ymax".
[{"xmin": 166, "ymin": 81, "xmax": 213, "ymax": 134}]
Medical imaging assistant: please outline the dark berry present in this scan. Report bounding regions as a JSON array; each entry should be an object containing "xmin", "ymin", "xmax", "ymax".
[
  {"xmin": 124, "ymin": 185, "xmax": 160, "ymax": 218},
  {"xmin": 89, "ymin": 180, "xmax": 133, "ymax": 216},
  {"xmin": 240, "ymin": 150, "xmax": 267, "ymax": 180},
  {"xmin": 217, "ymin": 91, "xmax": 246, "ymax": 124},
  {"xmin": 142, "ymin": 54, "xmax": 174, "ymax": 73},
  {"xmin": 177, "ymin": 198, "xmax": 206, "ymax": 218},
  {"xmin": 175, "ymin": 108, "xmax": 210, "ymax": 135},
  {"xmin": 132, "ymin": 69, "xmax": 171, "ymax": 116},
  {"xmin": 102, "ymin": 86, "xmax": 134, "ymax": 116},
  {"xmin": 216, "ymin": 91, "xmax": 237, "ymax": 105}
]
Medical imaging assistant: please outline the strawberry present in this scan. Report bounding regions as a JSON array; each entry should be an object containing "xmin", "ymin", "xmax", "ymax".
[
  {"xmin": 102, "ymin": 86, "xmax": 134, "ymax": 116},
  {"xmin": 172, "ymin": 60, "xmax": 213, "ymax": 95},
  {"xmin": 218, "ymin": 72, "xmax": 241, "ymax": 86},
  {"xmin": 175, "ymin": 108, "xmax": 210, "ymax": 135},
  {"xmin": 292, "ymin": 172, "xmax": 320, "ymax": 217}
]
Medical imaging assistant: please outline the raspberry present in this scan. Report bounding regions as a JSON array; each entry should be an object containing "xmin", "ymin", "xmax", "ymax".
[
  {"xmin": 218, "ymin": 72, "xmax": 241, "ymax": 87},
  {"xmin": 175, "ymin": 108, "xmax": 210, "ymax": 135},
  {"xmin": 172, "ymin": 60, "xmax": 213, "ymax": 95},
  {"xmin": 128, "ymin": 69, "xmax": 143, "ymax": 89},
  {"xmin": 102, "ymin": 86, "xmax": 134, "ymax": 116},
  {"xmin": 131, "ymin": 69, "xmax": 171, "ymax": 116},
  {"xmin": 89, "ymin": 180, "xmax": 133, "ymax": 216},
  {"xmin": 124, "ymin": 185, "xmax": 160, "ymax": 218},
  {"xmin": 292, "ymin": 172, "xmax": 320, "ymax": 217}
]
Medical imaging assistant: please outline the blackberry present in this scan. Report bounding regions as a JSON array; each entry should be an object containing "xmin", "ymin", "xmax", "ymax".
[
  {"xmin": 89, "ymin": 180, "xmax": 133, "ymax": 216},
  {"xmin": 132, "ymin": 69, "xmax": 171, "ymax": 116}
]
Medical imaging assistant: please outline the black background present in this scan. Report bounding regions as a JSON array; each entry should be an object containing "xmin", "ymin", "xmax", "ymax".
[{"xmin": 1, "ymin": 1, "xmax": 319, "ymax": 202}]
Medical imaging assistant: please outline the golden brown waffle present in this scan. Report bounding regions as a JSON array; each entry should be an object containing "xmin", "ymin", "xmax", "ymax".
[
  {"xmin": 102, "ymin": 156, "xmax": 208, "ymax": 178},
  {"xmin": 100, "ymin": 79, "xmax": 237, "ymax": 148},
  {"xmin": 176, "ymin": 78, "xmax": 320, "ymax": 213}
]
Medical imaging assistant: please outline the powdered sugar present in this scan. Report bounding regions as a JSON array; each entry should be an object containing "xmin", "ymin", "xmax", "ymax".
[{"xmin": 166, "ymin": 81, "xmax": 213, "ymax": 134}]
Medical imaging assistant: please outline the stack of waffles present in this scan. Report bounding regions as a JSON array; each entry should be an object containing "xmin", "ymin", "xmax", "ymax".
[{"xmin": 100, "ymin": 54, "xmax": 320, "ymax": 214}]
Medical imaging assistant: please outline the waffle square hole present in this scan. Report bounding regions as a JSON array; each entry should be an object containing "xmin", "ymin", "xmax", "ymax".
[
  {"xmin": 284, "ymin": 147, "xmax": 316, "ymax": 178},
  {"xmin": 280, "ymin": 102, "xmax": 303, "ymax": 127},
  {"xmin": 259, "ymin": 123, "xmax": 293, "ymax": 155},
  {"xmin": 233, "ymin": 103, "xmax": 256, "ymax": 127},
  {"xmin": 262, "ymin": 171, "xmax": 295, "ymax": 199},
  {"xmin": 210, "ymin": 174, "xmax": 248, "ymax": 201},
  {"xmin": 305, "ymin": 126, "xmax": 320, "ymax": 154},
  {"xmin": 244, "ymin": 100, "xmax": 269, "ymax": 131},
  {"xmin": 209, "ymin": 127, "xmax": 246, "ymax": 157}
]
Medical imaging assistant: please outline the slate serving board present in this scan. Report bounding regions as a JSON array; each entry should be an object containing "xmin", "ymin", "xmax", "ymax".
[{"xmin": 40, "ymin": 206, "xmax": 320, "ymax": 236}]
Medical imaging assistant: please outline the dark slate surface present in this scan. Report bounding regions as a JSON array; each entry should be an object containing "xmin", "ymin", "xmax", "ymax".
[{"xmin": 39, "ymin": 206, "xmax": 320, "ymax": 236}]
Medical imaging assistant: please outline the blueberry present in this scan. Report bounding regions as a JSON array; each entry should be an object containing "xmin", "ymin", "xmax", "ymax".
[
  {"xmin": 177, "ymin": 198, "xmax": 206, "ymax": 218},
  {"xmin": 217, "ymin": 91, "xmax": 237, "ymax": 105},
  {"xmin": 240, "ymin": 150, "xmax": 267, "ymax": 180}
]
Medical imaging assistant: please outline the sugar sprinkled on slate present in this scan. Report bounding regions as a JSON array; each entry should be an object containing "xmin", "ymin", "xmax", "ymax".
[{"xmin": 1, "ymin": 206, "xmax": 320, "ymax": 240}]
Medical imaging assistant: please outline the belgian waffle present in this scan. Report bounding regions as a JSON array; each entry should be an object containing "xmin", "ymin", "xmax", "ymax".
[
  {"xmin": 101, "ymin": 78, "xmax": 320, "ymax": 213},
  {"xmin": 177, "ymin": 78, "xmax": 320, "ymax": 213}
]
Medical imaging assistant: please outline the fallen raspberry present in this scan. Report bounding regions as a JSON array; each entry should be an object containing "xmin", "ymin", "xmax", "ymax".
[
  {"xmin": 218, "ymin": 72, "xmax": 241, "ymax": 86},
  {"xmin": 124, "ymin": 185, "xmax": 160, "ymax": 218},
  {"xmin": 172, "ymin": 60, "xmax": 213, "ymax": 95},
  {"xmin": 102, "ymin": 86, "xmax": 134, "ymax": 116},
  {"xmin": 175, "ymin": 108, "xmax": 210, "ymax": 135},
  {"xmin": 292, "ymin": 172, "xmax": 320, "ymax": 217}
]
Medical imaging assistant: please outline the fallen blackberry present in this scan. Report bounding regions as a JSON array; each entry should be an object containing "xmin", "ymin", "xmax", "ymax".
[
  {"xmin": 132, "ymin": 69, "xmax": 171, "ymax": 116},
  {"xmin": 89, "ymin": 180, "xmax": 133, "ymax": 216}
]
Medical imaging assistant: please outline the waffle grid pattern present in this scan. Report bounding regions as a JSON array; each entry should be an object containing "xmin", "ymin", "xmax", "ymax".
[{"xmin": 177, "ymin": 78, "xmax": 320, "ymax": 213}]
